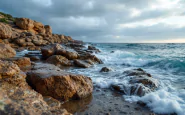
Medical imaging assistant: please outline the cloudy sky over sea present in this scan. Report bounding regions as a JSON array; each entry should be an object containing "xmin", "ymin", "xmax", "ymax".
[{"xmin": 1, "ymin": 0, "xmax": 185, "ymax": 43}]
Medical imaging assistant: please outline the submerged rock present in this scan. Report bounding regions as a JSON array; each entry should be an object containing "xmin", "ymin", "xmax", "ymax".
[
  {"xmin": 0, "ymin": 43, "xmax": 16, "ymax": 59},
  {"xmin": 100, "ymin": 67, "xmax": 111, "ymax": 72},
  {"xmin": 27, "ymin": 63, "xmax": 93, "ymax": 101}
]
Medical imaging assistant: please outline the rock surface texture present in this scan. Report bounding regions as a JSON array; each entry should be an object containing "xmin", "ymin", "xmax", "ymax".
[{"xmin": 27, "ymin": 63, "xmax": 93, "ymax": 101}]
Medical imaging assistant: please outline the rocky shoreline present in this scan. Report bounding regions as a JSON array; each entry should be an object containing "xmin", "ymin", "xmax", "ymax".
[{"xmin": 0, "ymin": 12, "xmax": 158, "ymax": 115}]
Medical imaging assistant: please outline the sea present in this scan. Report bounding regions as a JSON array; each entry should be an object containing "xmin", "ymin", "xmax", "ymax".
[{"xmin": 69, "ymin": 43, "xmax": 185, "ymax": 115}]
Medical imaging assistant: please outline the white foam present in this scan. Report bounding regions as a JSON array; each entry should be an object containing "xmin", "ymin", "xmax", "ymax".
[{"xmin": 124, "ymin": 89, "xmax": 185, "ymax": 115}]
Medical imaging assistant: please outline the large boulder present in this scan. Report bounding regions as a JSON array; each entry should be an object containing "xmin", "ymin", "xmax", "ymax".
[
  {"xmin": 27, "ymin": 63, "xmax": 93, "ymax": 101},
  {"xmin": 0, "ymin": 23, "xmax": 12, "ymax": 39},
  {"xmin": 111, "ymin": 68, "xmax": 158, "ymax": 96},
  {"xmin": 57, "ymin": 49, "xmax": 78, "ymax": 60},
  {"xmin": 46, "ymin": 55, "xmax": 72, "ymax": 66},
  {"xmin": 0, "ymin": 43, "xmax": 16, "ymax": 58},
  {"xmin": 0, "ymin": 60, "xmax": 71, "ymax": 115},
  {"xmin": 15, "ymin": 18, "xmax": 34, "ymax": 30}
]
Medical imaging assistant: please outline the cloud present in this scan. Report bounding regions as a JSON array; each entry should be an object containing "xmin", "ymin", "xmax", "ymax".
[{"xmin": 0, "ymin": 0, "xmax": 185, "ymax": 43}]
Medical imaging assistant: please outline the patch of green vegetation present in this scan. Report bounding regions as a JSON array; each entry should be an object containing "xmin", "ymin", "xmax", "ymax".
[
  {"xmin": 0, "ymin": 18, "xmax": 8, "ymax": 23},
  {"xmin": 0, "ymin": 12, "xmax": 14, "ymax": 22}
]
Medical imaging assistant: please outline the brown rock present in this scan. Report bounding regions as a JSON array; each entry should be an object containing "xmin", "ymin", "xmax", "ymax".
[
  {"xmin": 0, "ymin": 23, "xmax": 12, "ymax": 39},
  {"xmin": 33, "ymin": 21, "xmax": 45, "ymax": 34},
  {"xmin": 74, "ymin": 59, "xmax": 91, "ymax": 68},
  {"xmin": 15, "ymin": 18, "xmax": 34, "ymax": 30},
  {"xmin": 27, "ymin": 63, "xmax": 93, "ymax": 101},
  {"xmin": 46, "ymin": 55, "xmax": 72, "ymax": 66},
  {"xmin": 0, "ymin": 43, "xmax": 16, "ymax": 59},
  {"xmin": 13, "ymin": 57, "xmax": 31, "ymax": 69},
  {"xmin": 45, "ymin": 25, "xmax": 52, "ymax": 35},
  {"xmin": 41, "ymin": 44, "xmax": 63, "ymax": 59}
]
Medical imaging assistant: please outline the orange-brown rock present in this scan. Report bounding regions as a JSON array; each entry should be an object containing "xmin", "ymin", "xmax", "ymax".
[
  {"xmin": 0, "ymin": 43, "xmax": 16, "ymax": 59},
  {"xmin": 0, "ymin": 60, "xmax": 71, "ymax": 115},
  {"xmin": 33, "ymin": 21, "xmax": 45, "ymax": 34},
  {"xmin": 27, "ymin": 63, "xmax": 93, "ymax": 101},
  {"xmin": 13, "ymin": 57, "xmax": 31, "ymax": 68},
  {"xmin": 46, "ymin": 55, "xmax": 72, "ymax": 66},
  {"xmin": 15, "ymin": 18, "xmax": 34, "ymax": 30},
  {"xmin": 0, "ymin": 23, "xmax": 12, "ymax": 39},
  {"xmin": 45, "ymin": 25, "xmax": 52, "ymax": 35}
]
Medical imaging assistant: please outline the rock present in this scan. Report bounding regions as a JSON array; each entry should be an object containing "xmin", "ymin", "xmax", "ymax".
[
  {"xmin": 0, "ymin": 23, "xmax": 12, "ymax": 39},
  {"xmin": 33, "ymin": 21, "xmax": 45, "ymax": 34},
  {"xmin": 2, "ymin": 57, "xmax": 31, "ymax": 69},
  {"xmin": 100, "ymin": 67, "xmax": 111, "ymax": 72},
  {"xmin": 46, "ymin": 55, "xmax": 72, "ymax": 66},
  {"xmin": 41, "ymin": 44, "xmax": 63, "ymax": 59},
  {"xmin": 29, "ymin": 56, "xmax": 40, "ymax": 61},
  {"xmin": 27, "ymin": 63, "xmax": 93, "ymax": 101},
  {"xmin": 0, "ymin": 60, "xmax": 71, "ymax": 115},
  {"xmin": 15, "ymin": 18, "xmax": 34, "ymax": 30},
  {"xmin": 79, "ymin": 53, "xmax": 103, "ymax": 64},
  {"xmin": 74, "ymin": 59, "xmax": 91, "ymax": 68},
  {"xmin": 58, "ymin": 50, "xmax": 78, "ymax": 60},
  {"xmin": 111, "ymin": 68, "xmax": 158, "ymax": 96},
  {"xmin": 88, "ymin": 46, "xmax": 100, "ymax": 53},
  {"xmin": 44, "ymin": 25, "xmax": 52, "ymax": 35},
  {"xmin": 0, "ymin": 43, "xmax": 16, "ymax": 58},
  {"xmin": 15, "ymin": 38, "xmax": 26, "ymax": 46}
]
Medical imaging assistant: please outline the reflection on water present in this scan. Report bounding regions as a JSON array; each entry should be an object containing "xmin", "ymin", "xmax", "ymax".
[{"xmin": 61, "ymin": 94, "xmax": 93, "ymax": 114}]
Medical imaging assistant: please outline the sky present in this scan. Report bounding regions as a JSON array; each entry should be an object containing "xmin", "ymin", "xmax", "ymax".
[{"xmin": 0, "ymin": 0, "xmax": 185, "ymax": 43}]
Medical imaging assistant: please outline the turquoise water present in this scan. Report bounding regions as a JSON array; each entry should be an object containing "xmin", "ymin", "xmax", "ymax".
[{"xmin": 70, "ymin": 43, "xmax": 185, "ymax": 115}]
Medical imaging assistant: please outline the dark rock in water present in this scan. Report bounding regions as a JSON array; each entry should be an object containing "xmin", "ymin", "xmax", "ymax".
[
  {"xmin": 46, "ymin": 55, "xmax": 72, "ymax": 66},
  {"xmin": 26, "ymin": 63, "xmax": 93, "ymax": 101},
  {"xmin": 88, "ymin": 45, "xmax": 101, "ymax": 53},
  {"xmin": 112, "ymin": 68, "xmax": 158, "ymax": 96},
  {"xmin": 124, "ymin": 68, "xmax": 152, "ymax": 77},
  {"xmin": 100, "ymin": 67, "xmax": 111, "ymax": 72},
  {"xmin": 74, "ymin": 59, "xmax": 91, "ymax": 68},
  {"xmin": 110, "ymin": 51, "xmax": 114, "ymax": 53},
  {"xmin": 137, "ymin": 101, "xmax": 146, "ymax": 107},
  {"xmin": 29, "ymin": 56, "xmax": 40, "ymax": 61},
  {"xmin": 111, "ymin": 84, "xmax": 126, "ymax": 94}
]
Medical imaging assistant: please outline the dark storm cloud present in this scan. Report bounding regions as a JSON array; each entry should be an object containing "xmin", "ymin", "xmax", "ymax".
[{"xmin": 0, "ymin": 0, "xmax": 185, "ymax": 42}]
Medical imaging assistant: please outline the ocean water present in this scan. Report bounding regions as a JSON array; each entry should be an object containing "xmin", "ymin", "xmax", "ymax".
[{"xmin": 69, "ymin": 43, "xmax": 185, "ymax": 115}]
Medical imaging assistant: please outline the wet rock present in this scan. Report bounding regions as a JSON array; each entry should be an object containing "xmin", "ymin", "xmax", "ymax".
[
  {"xmin": 79, "ymin": 53, "xmax": 103, "ymax": 64},
  {"xmin": 27, "ymin": 63, "xmax": 93, "ymax": 101},
  {"xmin": 29, "ymin": 56, "xmax": 40, "ymax": 61},
  {"xmin": 46, "ymin": 55, "xmax": 72, "ymax": 66},
  {"xmin": 111, "ymin": 68, "xmax": 158, "ymax": 96},
  {"xmin": 100, "ymin": 67, "xmax": 111, "ymax": 72},
  {"xmin": 88, "ymin": 46, "xmax": 100, "ymax": 53},
  {"xmin": 74, "ymin": 59, "xmax": 91, "ymax": 68},
  {"xmin": 0, "ymin": 43, "xmax": 16, "ymax": 58},
  {"xmin": 0, "ymin": 23, "xmax": 12, "ymax": 39},
  {"xmin": 57, "ymin": 49, "xmax": 78, "ymax": 60}
]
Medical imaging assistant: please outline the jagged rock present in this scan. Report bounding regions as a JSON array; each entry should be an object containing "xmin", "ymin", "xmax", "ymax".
[
  {"xmin": 0, "ymin": 43, "xmax": 16, "ymax": 59},
  {"xmin": 0, "ymin": 23, "xmax": 12, "ymax": 39},
  {"xmin": 100, "ymin": 67, "xmax": 111, "ymax": 72},
  {"xmin": 74, "ymin": 59, "xmax": 91, "ymax": 68},
  {"xmin": 0, "ymin": 60, "xmax": 71, "ymax": 115},
  {"xmin": 44, "ymin": 25, "xmax": 52, "ymax": 35},
  {"xmin": 41, "ymin": 44, "xmax": 63, "ymax": 59},
  {"xmin": 111, "ymin": 68, "xmax": 158, "ymax": 96},
  {"xmin": 79, "ymin": 53, "xmax": 103, "ymax": 64},
  {"xmin": 27, "ymin": 63, "xmax": 93, "ymax": 101},
  {"xmin": 46, "ymin": 55, "xmax": 72, "ymax": 66},
  {"xmin": 15, "ymin": 18, "xmax": 34, "ymax": 30},
  {"xmin": 33, "ymin": 21, "xmax": 45, "ymax": 34},
  {"xmin": 57, "ymin": 50, "xmax": 78, "ymax": 60},
  {"xmin": 88, "ymin": 46, "xmax": 100, "ymax": 53}
]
